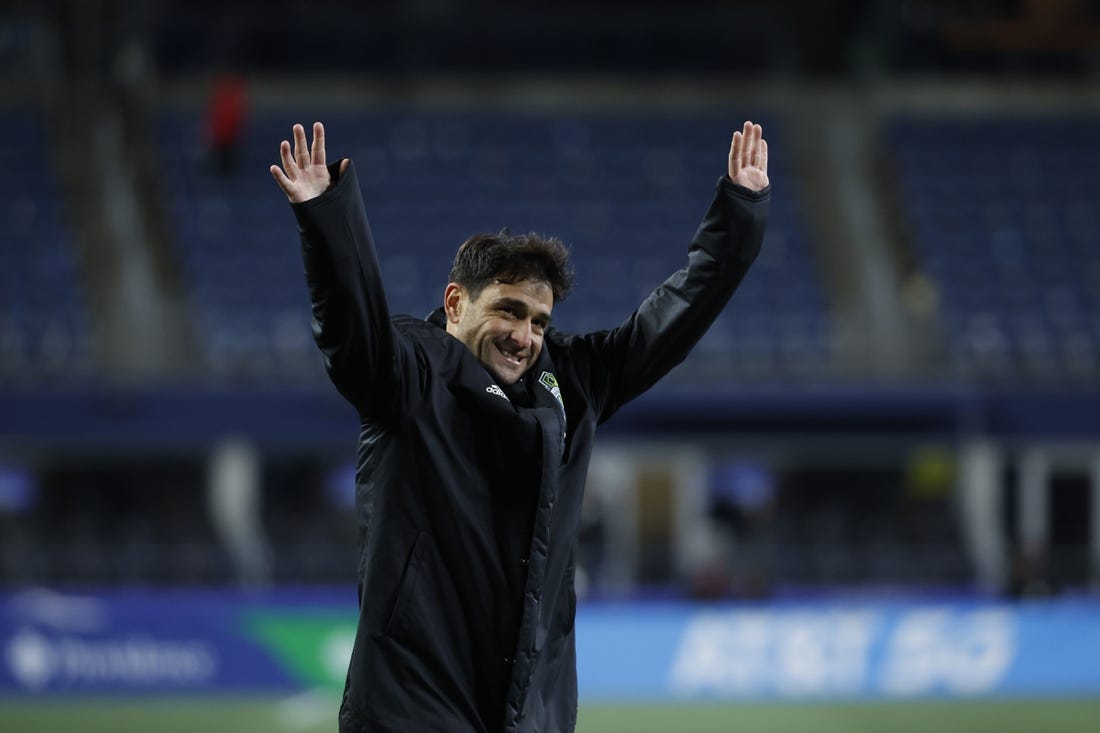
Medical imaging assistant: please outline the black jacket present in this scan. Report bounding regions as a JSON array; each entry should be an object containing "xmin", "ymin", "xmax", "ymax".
[{"xmin": 292, "ymin": 162, "xmax": 769, "ymax": 733}]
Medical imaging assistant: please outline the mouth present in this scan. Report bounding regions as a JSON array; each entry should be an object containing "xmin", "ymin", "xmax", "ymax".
[{"xmin": 496, "ymin": 343, "xmax": 527, "ymax": 369}]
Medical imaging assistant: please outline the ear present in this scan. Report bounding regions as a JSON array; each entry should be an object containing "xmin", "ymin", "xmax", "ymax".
[{"xmin": 443, "ymin": 283, "xmax": 465, "ymax": 324}]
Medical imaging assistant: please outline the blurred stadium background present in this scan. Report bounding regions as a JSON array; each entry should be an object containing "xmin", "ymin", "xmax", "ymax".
[{"xmin": 3, "ymin": 0, "xmax": 1100, "ymax": 731}]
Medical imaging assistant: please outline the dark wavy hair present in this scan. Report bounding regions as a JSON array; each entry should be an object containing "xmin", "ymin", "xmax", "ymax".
[{"xmin": 449, "ymin": 229, "xmax": 574, "ymax": 303}]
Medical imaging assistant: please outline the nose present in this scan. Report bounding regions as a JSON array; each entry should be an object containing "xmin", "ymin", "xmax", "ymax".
[{"xmin": 510, "ymin": 320, "xmax": 534, "ymax": 349}]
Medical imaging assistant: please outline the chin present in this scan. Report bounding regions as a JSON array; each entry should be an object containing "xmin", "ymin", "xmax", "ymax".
[
  {"xmin": 495, "ymin": 369, "xmax": 522, "ymax": 386},
  {"xmin": 487, "ymin": 362, "xmax": 525, "ymax": 386}
]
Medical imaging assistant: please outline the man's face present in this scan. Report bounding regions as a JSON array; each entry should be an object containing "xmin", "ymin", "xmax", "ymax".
[{"xmin": 445, "ymin": 279, "xmax": 554, "ymax": 385}]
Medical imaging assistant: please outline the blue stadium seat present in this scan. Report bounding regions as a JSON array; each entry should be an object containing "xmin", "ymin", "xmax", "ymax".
[
  {"xmin": 890, "ymin": 116, "xmax": 1100, "ymax": 380},
  {"xmin": 0, "ymin": 111, "xmax": 92, "ymax": 379},
  {"xmin": 156, "ymin": 107, "xmax": 831, "ymax": 381}
]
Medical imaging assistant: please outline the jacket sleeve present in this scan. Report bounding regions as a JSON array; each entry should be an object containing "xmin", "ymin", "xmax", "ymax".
[
  {"xmin": 291, "ymin": 161, "xmax": 419, "ymax": 421},
  {"xmin": 569, "ymin": 176, "xmax": 770, "ymax": 423}
]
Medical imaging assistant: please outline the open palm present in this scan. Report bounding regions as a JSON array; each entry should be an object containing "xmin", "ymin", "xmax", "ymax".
[
  {"xmin": 728, "ymin": 121, "xmax": 769, "ymax": 192},
  {"xmin": 270, "ymin": 122, "xmax": 349, "ymax": 204}
]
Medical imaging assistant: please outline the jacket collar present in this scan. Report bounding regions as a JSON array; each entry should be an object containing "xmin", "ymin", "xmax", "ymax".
[
  {"xmin": 427, "ymin": 307, "xmax": 447, "ymax": 330},
  {"xmin": 425, "ymin": 309, "xmax": 563, "ymax": 421}
]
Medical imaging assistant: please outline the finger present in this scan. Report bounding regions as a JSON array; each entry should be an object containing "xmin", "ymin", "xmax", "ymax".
[
  {"xmin": 741, "ymin": 121, "xmax": 755, "ymax": 169},
  {"xmin": 757, "ymin": 137, "xmax": 768, "ymax": 175},
  {"xmin": 312, "ymin": 121, "xmax": 326, "ymax": 167},
  {"xmin": 279, "ymin": 140, "xmax": 297, "ymax": 180},
  {"xmin": 270, "ymin": 164, "xmax": 293, "ymax": 193},
  {"xmin": 293, "ymin": 123, "xmax": 309, "ymax": 169},
  {"xmin": 749, "ymin": 124, "xmax": 763, "ymax": 167},
  {"xmin": 728, "ymin": 131, "xmax": 742, "ymax": 179},
  {"xmin": 339, "ymin": 158, "xmax": 350, "ymax": 176}
]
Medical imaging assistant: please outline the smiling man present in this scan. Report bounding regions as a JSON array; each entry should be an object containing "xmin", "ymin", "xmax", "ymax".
[
  {"xmin": 443, "ymin": 232, "xmax": 568, "ymax": 388},
  {"xmin": 272, "ymin": 119, "xmax": 770, "ymax": 733}
]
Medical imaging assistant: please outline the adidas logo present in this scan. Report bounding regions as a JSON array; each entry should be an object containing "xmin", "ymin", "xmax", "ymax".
[{"xmin": 486, "ymin": 384, "xmax": 509, "ymax": 401}]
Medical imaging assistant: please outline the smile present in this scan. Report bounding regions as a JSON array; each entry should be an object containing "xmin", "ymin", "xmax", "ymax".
[{"xmin": 497, "ymin": 344, "xmax": 526, "ymax": 367}]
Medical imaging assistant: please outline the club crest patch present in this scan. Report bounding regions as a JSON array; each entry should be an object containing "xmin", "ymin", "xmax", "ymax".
[{"xmin": 539, "ymin": 371, "xmax": 564, "ymax": 409}]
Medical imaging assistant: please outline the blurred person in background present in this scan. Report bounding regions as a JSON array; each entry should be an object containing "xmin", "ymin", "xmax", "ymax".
[
  {"xmin": 271, "ymin": 119, "xmax": 769, "ymax": 733},
  {"xmin": 205, "ymin": 71, "xmax": 249, "ymax": 177},
  {"xmin": 700, "ymin": 458, "xmax": 776, "ymax": 599}
]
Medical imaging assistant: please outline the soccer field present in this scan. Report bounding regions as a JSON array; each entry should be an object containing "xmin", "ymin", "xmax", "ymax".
[{"xmin": 1, "ymin": 697, "xmax": 1098, "ymax": 733}]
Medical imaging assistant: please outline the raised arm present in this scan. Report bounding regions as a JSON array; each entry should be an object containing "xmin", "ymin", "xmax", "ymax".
[
  {"xmin": 569, "ymin": 121, "xmax": 771, "ymax": 422},
  {"xmin": 272, "ymin": 122, "xmax": 414, "ymax": 420}
]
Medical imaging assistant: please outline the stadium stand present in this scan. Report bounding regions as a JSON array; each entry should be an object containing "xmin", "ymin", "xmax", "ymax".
[
  {"xmin": 0, "ymin": 111, "xmax": 93, "ymax": 379},
  {"xmin": 4, "ymin": 95, "xmax": 1097, "ymax": 591},
  {"xmin": 154, "ymin": 107, "xmax": 832, "ymax": 382},
  {"xmin": 889, "ymin": 117, "xmax": 1100, "ymax": 382}
]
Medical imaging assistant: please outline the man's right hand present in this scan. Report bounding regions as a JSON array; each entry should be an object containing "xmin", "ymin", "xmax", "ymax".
[{"xmin": 270, "ymin": 121, "xmax": 349, "ymax": 203}]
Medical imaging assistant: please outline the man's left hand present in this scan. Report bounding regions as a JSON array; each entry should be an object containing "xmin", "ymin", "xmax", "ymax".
[{"xmin": 728, "ymin": 121, "xmax": 769, "ymax": 192}]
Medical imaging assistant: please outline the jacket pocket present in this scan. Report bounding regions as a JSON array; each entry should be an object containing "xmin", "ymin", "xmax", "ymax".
[
  {"xmin": 563, "ymin": 562, "xmax": 577, "ymax": 635},
  {"xmin": 551, "ymin": 562, "xmax": 578, "ymax": 642},
  {"xmin": 384, "ymin": 531, "xmax": 429, "ymax": 637}
]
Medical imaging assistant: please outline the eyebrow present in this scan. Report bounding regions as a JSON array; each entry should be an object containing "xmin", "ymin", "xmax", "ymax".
[{"xmin": 493, "ymin": 297, "xmax": 552, "ymax": 326}]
